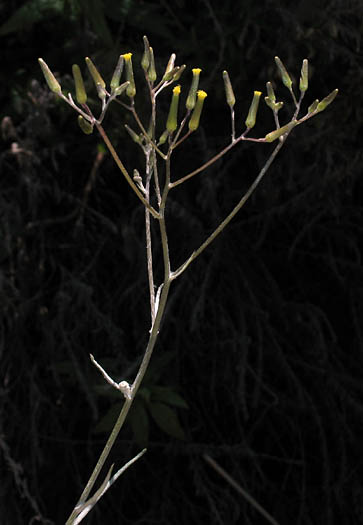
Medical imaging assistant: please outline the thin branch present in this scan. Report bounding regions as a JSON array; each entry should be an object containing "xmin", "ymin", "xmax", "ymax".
[
  {"xmin": 66, "ymin": 177, "xmax": 173, "ymax": 525},
  {"xmin": 169, "ymin": 133, "xmax": 267, "ymax": 188},
  {"xmin": 131, "ymin": 106, "xmax": 167, "ymax": 160},
  {"xmin": 230, "ymin": 105, "xmax": 235, "ymax": 142},
  {"xmin": 145, "ymin": 151, "xmax": 156, "ymax": 323},
  {"xmin": 95, "ymin": 123, "xmax": 159, "ymax": 219},
  {"xmin": 72, "ymin": 449, "xmax": 146, "ymax": 525},
  {"xmin": 203, "ymin": 454, "xmax": 281, "ymax": 525},
  {"xmin": 90, "ymin": 354, "xmax": 120, "ymax": 391},
  {"xmin": 170, "ymin": 139, "xmax": 238, "ymax": 188},
  {"xmin": 171, "ymin": 138, "xmax": 286, "ymax": 279}
]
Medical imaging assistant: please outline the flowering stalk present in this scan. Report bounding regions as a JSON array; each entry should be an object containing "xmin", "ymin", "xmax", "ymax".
[{"xmin": 38, "ymin": 41, "xmax": 337, "ymax": 525}]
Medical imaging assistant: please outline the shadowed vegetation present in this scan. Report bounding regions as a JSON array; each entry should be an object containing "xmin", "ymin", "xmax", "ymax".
[{"xmin": 1, "ymin": 1, "xmax": 362, "ymax": 523}]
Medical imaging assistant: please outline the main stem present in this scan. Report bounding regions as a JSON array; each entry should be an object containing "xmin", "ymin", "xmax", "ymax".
[
  {"xmin": 66, "ymin": 153, "xmax": 173, "ymax": 525},
  {"xmin": 66, "ymin": 272, "xmax": 171, "ymax": 525}
]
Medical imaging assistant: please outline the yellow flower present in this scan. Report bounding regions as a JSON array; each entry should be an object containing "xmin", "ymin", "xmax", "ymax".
[{"xmin": 189, "ymin": 90, "xmax": 207, "ymax": 131}]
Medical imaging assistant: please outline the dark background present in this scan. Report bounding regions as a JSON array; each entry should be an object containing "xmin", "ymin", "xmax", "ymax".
[{"xmin": 1, "ymin": 1, "xmax": 363, "ymax": 524}]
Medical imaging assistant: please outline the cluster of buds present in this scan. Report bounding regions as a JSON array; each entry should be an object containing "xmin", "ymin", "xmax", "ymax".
[
  {"xmin": 38, "ymin": 37, "xmax": 210, "ymax": 141},
  {"xmin": 38, "ymin": 40, "xmax": 338, "ymax": 147},
  {"xmin": 220, "ymin": 56, "xmax": 338, "ymax": 143}
]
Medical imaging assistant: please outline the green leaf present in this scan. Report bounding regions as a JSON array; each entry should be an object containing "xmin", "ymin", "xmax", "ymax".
[
  {"xmin": 148, "ymin": 402, "xmax": 186, "ymax": 440},
  {"xmin": 150, "ymin": 386, "xmax": 189, "ymax": 409},
  {"xmin": 128, "ymin": 399, "xmax": 149, "ymax": 447}
]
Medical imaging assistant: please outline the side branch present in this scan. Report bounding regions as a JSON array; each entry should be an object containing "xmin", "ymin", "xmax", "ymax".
[
  {"xmin": 171, "ymin": 139, "xmax": 285, "ymax": 279},
  {"xmin": 96, "ymin": 123, "xmax": 160, "ymax": 218},
  {"xmin": 170, "ymin": 133, "xmax": 265, "ymax": 188}
]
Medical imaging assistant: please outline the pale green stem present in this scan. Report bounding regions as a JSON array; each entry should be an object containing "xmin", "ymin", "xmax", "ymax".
[
  {"xmin": 204, "ymin": 454, "xmax": 280, "ymax": 525},
  {"xmin": 170, "ymin": 132, "xmax": 265, "ymax": 188},
  {"xmin": 95, "ymin": 123, "xmax": 159, "ymax": 219},
  {"xmin": 172, "ymin": 138, "xmax": 285, "ymax": 279},
  {"xmin": 131, "ymin": 106, "xmax": 167, "ymax": 160},
  {"xmin": 145, "ymin": 150, "xmax": 156, "ymax": 323},
  {"xmin": 66, "ymin": 142, "xmax": 173, "ymax": 525}
]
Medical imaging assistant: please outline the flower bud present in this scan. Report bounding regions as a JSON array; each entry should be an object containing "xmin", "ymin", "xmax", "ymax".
[
  {"xmin": 158, "ymin": 130, "xmax": 169, "ymax": 146},
  {"xmin": 264, "ymin": 97, "xmax": 284, "ymax": 112},
  {"xmin": 162, "ymin": 66, "xmax": 180, "ymax": 82},
  {"xmin": 78, "ymin": 115, "xmax": 93, "ymax": 134},
  {"xmin": 308, "ymin": 99, "xmax": 319, "ymax": 113},
  {"xmin": 222, "ymin": 70, "xmax": 235, "ymax": 108},
  {"xmin": 264, "ymin": 121, "xmax": 296, "ymax": 143},
  {"xmin": 189, "ymin": 90, "xmax": 207, "ymax": 131},
  {"xmin": 245, "ymin": 91, "xmax": 262, "ymax": 129},
  {"xmin": 122, "ymin": 53, "xmax": 136, "ymax": 98},
  {"xmin": 141, "ymin": 35, "xmax": 151, "ymax": 71},
  {"xmin": 96, "ymin": 82, "xmax": 106, "ymax": 101},
  {"xmin": 317, "ymin": 89, "xmax": 338, "ymax": 112},
  {"xmin": 125, "ymin": 124, "xmax": 142, "ymax": 144},
  {"xmin": 266, "ymin": 81, "xmax": 276, "ymax": 103},
  {"xmin": 72, "ymin": 64, "xmax": 87, "ymax": 104},
  {"xmin": 172, "ymin": 64, "xmax": 186, "ymax": 81},
  {"xmin": 38, "ymin": 58, "xmax": 62, "ymax": 95},
  {"xmin": 299, "ymin": 59, "xmax": 308, "ymax": 92},
  {"xmin": 85, "ymin": 57, "xmax": 105, "ymax": 89},
  {"xmin": 186, "ymin": 68, "xmax": 202, "ymax": 110},
  {"xmin": 113, "ymin": 81, "xmax": 130, "ymax": 97},
  {"xmin": 110, "ymin": 55, "xmax": 124, "ymax": 93},
  {"xmin": 166, "ymin": 85, "xmax": 181, "ymax": 132},
  {"xmin": 275, "ymin": 56, "xmax": 292, "ymax": 90},
  {"xmin": 162, "ymin": 54, "xmax": 176, "ymax": 81},
  {"xmin": 148, "ymin": 47, "xmax": 157, "ymax": 83}
]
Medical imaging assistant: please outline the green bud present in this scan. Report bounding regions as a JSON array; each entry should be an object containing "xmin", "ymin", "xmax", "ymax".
[
  {"xmin": 264, "ymin": 96, "xmax": 284, "ymax": 112},
  {"xmin": 266, "ymin": 81, "xmax": 276, "ymax": 103},
  {"xmin": 162, "ymin": 66, "xmax": 181, "ymax": 83},
  {"xmin": 186, "ymin": 68, "xmax": 202, "ymax": 110},
  {"xmin": 38, "ymin": 58, "xmax": 62, "ymax": 95},
  {"xmin": 275, "ymin": 56, "xmax": 292, "ymax": 90},
  {"xmin": 166, "ymin": 85, "xmax": 181, "ymax": 132},
  {"xmin": 308, "ymin": 99, "xmax": 319, "ymax": 113},
  {"xmin": 110, "ymin": 55, "xmax": 124, "ymax": 93},
  {"xmin": 172, "ymin": 64, "xmax": 186, "ymax": 81},
  {"xmin": 96, "ymin": 82, "xmax": 106, "ymax": 101},
  {"xmin": 158, "ymin": 130, "xmax": 169, "ymax": 145},
  {"xmin": 122, "ymin": 53, "xmax": 136, "ymax": 98},
  {"xmin": 125, "ymin": 124, "xmax": 142, "ymax": 144},
  {"xmin": 264, "ymin": 121, "xmax": 296, "ymax": 143},
  {"xmin": 317, "ymin": 89, "xmax": 338, "ymax": 112},
  {"xmin": 299, "ymin": 59, "xmax": 308, "ymax": 92},
  {"xmin": 162, "ymin": 53, "xmax": 176, "ymax": 81},
  {"xmin": 141, "ymin": 36, "xmax": 151, "ymax": 72},
  {"xmin": 245, "ymin": 90, "xmax": 262, "ymax": 129},
  {"xmin": 78, "ymin": 115, "xmax": 93, "ymax": 135},
  {"xmin": 113, "ymin": 81, "xmax": 130, "ymax": 97},
  {"xmin": 72, "ymin": 64, "xmax": 87, "ymax": 104},
  {"xmin": 148, "ymin": 47, "xmax": 157, "ymax": 83},
  {"xmin": 189, "ymin": 90, "xmax": 207, "ymax": 131},
  {"xmin": 85, "ymin": 57, "xmax": 106, "ymax": 89},
  {"xmin": 222, "ymin": 70, "xmax": 235, "ymax": 108}
]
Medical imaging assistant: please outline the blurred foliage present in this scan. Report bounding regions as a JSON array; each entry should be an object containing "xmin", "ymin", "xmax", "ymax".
[
  {"xmin": 93, "ymin": 351, "xmax": 188, "ymax": 446},
  {"xmin": 1, "ymin": 0, "xmax": 363, "ymax": 524}
]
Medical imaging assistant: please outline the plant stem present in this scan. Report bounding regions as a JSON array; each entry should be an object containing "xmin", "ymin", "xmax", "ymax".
[
  {"xmin": 203, "ymin": 454, "xmax": 280, "ymax": 525},
  {"xmin": 172, "ymin": 138, "xmax": 286, "ymax": 279},
  {"xmin": 66, "ymin": 148, "xmax": 173, "ymax": 525},
  {"xmin": 95, "ymin": 123, "xmax": 159, "ymax": 218},
  {"xmin": 145, "ymin": 151, "xmax": 156, "ymax": 323}
]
